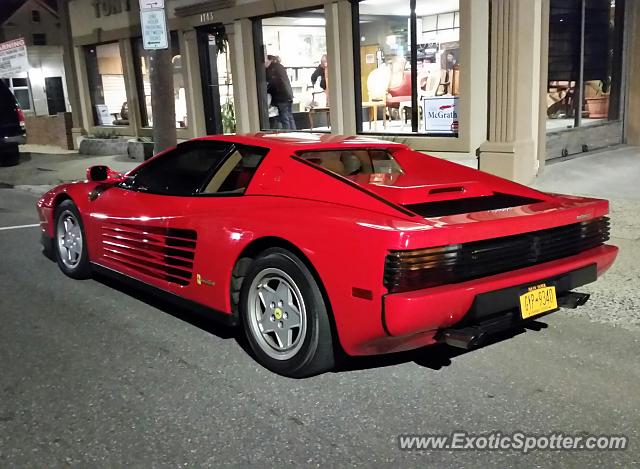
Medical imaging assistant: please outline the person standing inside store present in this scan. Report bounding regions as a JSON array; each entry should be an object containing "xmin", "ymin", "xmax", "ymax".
[
  {"xmin": 310, "ymin": 54, "xmax": 327, "ymax": 91},
  {"xmin": 265, "ymin": 55, "xmax": 296, "ymax": 130}
]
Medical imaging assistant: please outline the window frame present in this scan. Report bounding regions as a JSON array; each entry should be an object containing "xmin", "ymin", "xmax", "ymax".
[
  {"xmin": 351, "ymin": 0, "xmax": 462, "ymax": 138},
  {"xmin": 120, "ymin": 140, "xmax": 269, "ymax": 197},
  {"xmin": 84, "ymin": 41, "xmax": 128, "ymax": 127},
  {"xmin": 252, "ymin": 6, "xmax": 332, "ymax": 133},
  {"xmin": 3, "ymin": 77, "xmax": 32, "ymax": 110},
  {"xmin": 32, "ymin": 33, "xmax": 46, "ymax": 45},
  {"xmin": 132, "ymin": 31, "xmax": 187, "ymax": 129}
]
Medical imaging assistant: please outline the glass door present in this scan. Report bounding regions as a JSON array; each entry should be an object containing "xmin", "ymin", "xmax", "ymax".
[
  {"xmin": 196, "ymin": 25, "xmax": 235, "ymax": 135},
  {"xmin": 545, "ymin": 0, "xmax": 626, "ymax": 159}
]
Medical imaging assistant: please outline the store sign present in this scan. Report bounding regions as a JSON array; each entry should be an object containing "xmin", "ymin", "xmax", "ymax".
[
  {"xmin": 141, "ymin": 9, "xmax": 168, "ymax": 50},
  {"xmin": 422, "ymin": 96, "xmax": 459, "ymax": 134},
  {"xmin": 0, "ymin": 38, "xmax": 29, "ymax": 78},
  {"xmin": 196, "ymin": 1, "xmax": 233, "ymax": 23},
  {"xmin": 92, "ymin": 0, "xmax": 131, "ymax": 18},
  {"xmin": 95, "ymin": 104, "xmax": 113, "ymax": 125}
]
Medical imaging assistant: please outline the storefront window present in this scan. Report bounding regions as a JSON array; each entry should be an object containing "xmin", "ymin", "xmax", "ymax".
[
  {"xmin": 133, "ymin": 32, "xmax": 188, "ymax": 128},
  {"xmin": 546, "ymin": 0, "xmax": 623, "ymax": 132},
  {"xmin": 354, "ymin": 0, "xmax": 460, "ymax": 136},
  {"xmin": 84, "ymin": 42, "xmax": 127, "ymax": 126},
  {"xmin": 216, "ymin": 36, "xmax": 235, "ymax": 134},
  {"xmin": 253, "ymin": 9, "xmax": 330, "ymax": 131}
]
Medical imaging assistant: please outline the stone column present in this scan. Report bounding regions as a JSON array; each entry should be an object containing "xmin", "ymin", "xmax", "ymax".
[
  {"xmin": 181, "ymin": 30, "xmax": 206, "ymax": 137},
  {"xmin": 120, "ymin": 39, "xmax": 141, "ymax": 135},
  {"xmin": 325, "ymin": 0, "xmax": 357, "ymax": 135},
  {"xmin": 478, "ymin": 0, "xmax": 544, "ymax": 184},
  {"xmin": 57, "ymin": 0, "xmax": 84, "ymax": 148},
  {"xmin": 628, "ymin": 0, "xmax": 640, "ymax": 146},
  {"xmin": 229, "ymin": 19, "xmax": 260, "ymax": 133}
]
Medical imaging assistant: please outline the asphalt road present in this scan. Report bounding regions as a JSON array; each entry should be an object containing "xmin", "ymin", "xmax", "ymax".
[{"xmin": 1, "ymin": 174, "xmax": 639, "ymax": 466}]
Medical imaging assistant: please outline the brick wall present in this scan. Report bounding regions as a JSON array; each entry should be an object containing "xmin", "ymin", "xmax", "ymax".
[{"xmin": 24, "ymin": 113, "xmax": 74, "ymax": 149}]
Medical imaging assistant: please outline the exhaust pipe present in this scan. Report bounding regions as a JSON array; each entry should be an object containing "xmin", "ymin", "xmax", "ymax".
[
  {"xmin": 557, "ymin": 291, "xmax": 590, "ymax": 309},
  {"xmin": 437, "ymin": 314, "xmax": 516, "ymax": 350},
  {"xmin": 438, "ymin": 290, "xmax": 590, "ymax": 349},
  {"xmin": 438, "ymin": 327, "xmax": 486, "ymax": 350}
]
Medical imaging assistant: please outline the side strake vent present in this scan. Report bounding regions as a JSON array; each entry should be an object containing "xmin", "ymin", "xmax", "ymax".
[
  {"xmin": 100, "ymin": 223, "xmax": 197, "ymax": 286},
  {"xmin": 405, "ymin": 192, "xmax": 543, "ymax": 218}
]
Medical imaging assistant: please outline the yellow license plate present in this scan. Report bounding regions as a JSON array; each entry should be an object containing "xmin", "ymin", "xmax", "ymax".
[{"xmin": 519, "ymin": 284, "xmax": 558, "ymax": 319}]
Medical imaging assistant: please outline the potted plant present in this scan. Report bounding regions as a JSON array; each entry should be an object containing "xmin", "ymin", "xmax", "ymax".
[
  {"xmin": 221, "ymin": 99, "xmax": 236, "ymax": 134},
  {"xmin": 584, "ymin": 80, "xmax": 610, "ymax": 119}
]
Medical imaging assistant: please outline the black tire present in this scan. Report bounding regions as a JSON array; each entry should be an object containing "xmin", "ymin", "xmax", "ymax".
[
  {"xmin": 53, "ymin": 200, "xmax": 91, "ymax": 279},
  {"xmin": 0, "ymin": 144, "xmax": 20, "ymax": 167},
  {"xmin": 239, "ymin": 248, "xmax": 335, "ymax": 377}
]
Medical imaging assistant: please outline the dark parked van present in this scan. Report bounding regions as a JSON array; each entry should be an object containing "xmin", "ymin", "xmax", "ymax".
[{"xmin": 0, "ymin": 79, "xmax": 26, "ymax": 166}]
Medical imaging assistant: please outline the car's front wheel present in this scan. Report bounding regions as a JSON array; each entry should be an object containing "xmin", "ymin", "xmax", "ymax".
[
  {"xmin": 239, "ymin": 248, "xmax": 335, "ymax": 377},
  {"xmin": 54, "ymin": 200, "xmax": 91, "ymax": 279}
]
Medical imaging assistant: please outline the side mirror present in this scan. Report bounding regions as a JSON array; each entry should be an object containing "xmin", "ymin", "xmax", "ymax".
[{"xmin": 87, "ymin": 165, "xmax": 123, "ymax": 183}]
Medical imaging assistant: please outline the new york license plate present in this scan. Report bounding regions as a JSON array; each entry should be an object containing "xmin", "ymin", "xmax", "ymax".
[{"xmin": 519, "ymin": 284, "xmax": 558, "ymax": 319}]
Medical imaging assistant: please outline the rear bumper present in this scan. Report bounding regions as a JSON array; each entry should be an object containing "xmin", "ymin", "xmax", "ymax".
[
  {"xmin": 2, "ymin": 135, "xmax": 26, "ymax": 145},
  {"xmin": 382, "ymin": 244, "xmax": 618, "ymax": 338}
]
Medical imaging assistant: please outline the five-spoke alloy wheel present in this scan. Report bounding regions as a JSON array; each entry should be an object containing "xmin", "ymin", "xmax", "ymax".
[
  {"xmin": 53, "ymin": 200, "xmax": 91, "ymax": 279},
  {"xmin": 239, "ymin": 248, "xmax": 335, "ymax": 377},
  {"xmin": 247, "ymin": 268, "xmax": 307, "ymax": 361}
]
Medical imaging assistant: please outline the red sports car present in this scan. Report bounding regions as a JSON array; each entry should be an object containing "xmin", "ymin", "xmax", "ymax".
[{"xmin": 37, "ymin": 133, "xmax": 617, "ymax": 377}]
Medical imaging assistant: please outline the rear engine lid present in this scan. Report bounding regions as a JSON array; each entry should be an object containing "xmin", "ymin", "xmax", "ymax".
[{"xmin": 349, "ymin": 173, "xmax": 544, "ymax": 216}]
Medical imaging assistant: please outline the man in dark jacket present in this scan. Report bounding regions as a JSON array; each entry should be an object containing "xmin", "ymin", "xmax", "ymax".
[
  {"xmin": 265, "ymin": 55, "xmax": 296, "ymax": 129},
  {"xmin": 310, "ymin": 54, "xmax": 327, "ymax": 91}
]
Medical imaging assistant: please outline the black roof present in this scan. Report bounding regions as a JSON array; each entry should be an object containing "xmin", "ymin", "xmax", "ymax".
[{"xmin": 0, "ymin": 0, "xmax": 57, "ymax": 26}]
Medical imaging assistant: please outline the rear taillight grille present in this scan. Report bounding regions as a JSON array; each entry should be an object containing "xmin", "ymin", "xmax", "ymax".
[{"xmin": 384, "ymin": 216, "xmax": 610, "ymax": 293}]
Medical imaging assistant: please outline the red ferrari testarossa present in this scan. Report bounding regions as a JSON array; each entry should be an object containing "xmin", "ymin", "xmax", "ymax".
[{"xmin": 37, "ymin": 133, "xmax": 617, "ymax": 377}]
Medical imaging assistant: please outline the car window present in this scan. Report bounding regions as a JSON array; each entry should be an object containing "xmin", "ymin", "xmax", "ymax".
[
  {"xmin": 201, "ymin": 146, "xmax": 267, "ymax": 194},
  {"xmin": 123, "ymin": 141, "xmax": 234, "ymax": 196},
  {"xmin": 121, "ymin": 141, "xmax": 268, "ymax": 196},
  {"xmin": 297, "ymin": 149, "xmax": 404, "ymax": 177}
]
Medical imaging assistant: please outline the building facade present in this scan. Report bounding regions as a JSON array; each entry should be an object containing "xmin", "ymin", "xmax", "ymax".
[
  {"xmin": 66, "ymin": 0, "xmax": 640, "ymax": 182},
  {"xmin": 1, "ymin": 0, "xmax": 69, "ymax": 117}
]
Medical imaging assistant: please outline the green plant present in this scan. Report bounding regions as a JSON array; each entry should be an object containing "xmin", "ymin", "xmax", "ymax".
[{"xmin": 221, "ymin": 100, "xmax": 236, "ymax": 134}]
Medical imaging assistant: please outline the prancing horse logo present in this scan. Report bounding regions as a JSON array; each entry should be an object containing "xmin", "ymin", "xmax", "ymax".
[{"xmin": 531, "ymin": 235, "xmax": 542, "ymax": 259}]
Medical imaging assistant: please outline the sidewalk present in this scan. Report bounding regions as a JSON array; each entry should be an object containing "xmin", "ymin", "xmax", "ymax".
[
  {"xmin": 0, "ymin": 151, "xmax": 138, "ymax": 190},
  {"xmin": 533, "ymin": 145, "xmax": 640, "ymax": 331},
  {"xmin": 532, "ymin": 145, "xmax": 639, "ymax": 241},
  {"xmin": 532, "ymin": 145, "xmax": 640, "ymax": 200}
]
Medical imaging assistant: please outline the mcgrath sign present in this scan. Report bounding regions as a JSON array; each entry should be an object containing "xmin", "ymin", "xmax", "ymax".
[
  {"xmin": 422, "ymin": 96, "xmax": 459, "ymax": 134},
  {"xmin": 0, "ymin": 38, "xmax": 29, "ymax": 78}
]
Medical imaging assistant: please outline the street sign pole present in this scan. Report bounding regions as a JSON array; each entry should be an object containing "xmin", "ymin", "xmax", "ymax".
[{"xmin": 141, "ymin": 2, "xmax": 176, "ymax": 154}]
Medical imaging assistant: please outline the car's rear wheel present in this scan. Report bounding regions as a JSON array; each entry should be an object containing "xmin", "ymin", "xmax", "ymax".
[
  {"xmin": 54, "ymin": 200, "xmax": 91, "ymax": 279},
  {"xmin": 239, "ymin": 248, "xmax": 334, "ymax": 377},
  {"xmin": 0, "ymin": 144, "xmax": 20, "ymax": 167}
]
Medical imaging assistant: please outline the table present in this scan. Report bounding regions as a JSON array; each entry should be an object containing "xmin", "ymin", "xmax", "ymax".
[
  {"xmin": 307, "ymin": 107, "xmax": 330, "ymax": 130},
  {"xmin": 362, "ymin": 101, "xmax": 387, "ymax": 130}
]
